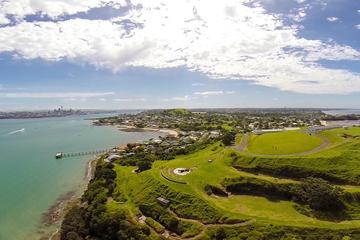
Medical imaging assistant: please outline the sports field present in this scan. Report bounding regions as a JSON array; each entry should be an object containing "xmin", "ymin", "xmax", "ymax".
[{"xmin": 244, "ymin": 130, "xmax": 323, "ymax": 155}]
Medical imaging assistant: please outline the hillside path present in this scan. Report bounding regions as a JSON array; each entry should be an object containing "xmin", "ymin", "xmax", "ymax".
[{"xmin": 167, "ymin": 209, "xmax": 256, "ymax": 240}]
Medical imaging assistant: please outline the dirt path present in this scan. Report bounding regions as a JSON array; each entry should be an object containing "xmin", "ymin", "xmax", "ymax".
[
  {"xmin": 167, "ymin": 209, "xmax": 256, "ymax": 240},
  {"xmin": 232, "ymin": 133, "xmax": 331, "ymax": 157},
  {"xmin": 234, "ymin": 133, "xmax": 250, "ymax": 152}
]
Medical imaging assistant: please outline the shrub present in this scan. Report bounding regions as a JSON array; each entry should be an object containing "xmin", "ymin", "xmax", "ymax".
[{"xmin": 294, "ymin": 178, "xmax": 344, "ymax": 211}]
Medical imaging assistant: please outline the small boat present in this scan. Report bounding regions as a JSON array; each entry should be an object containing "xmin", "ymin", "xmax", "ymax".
[{"xmin": 55, "ymin": 152, "xmax": 63, "ymax": 159}]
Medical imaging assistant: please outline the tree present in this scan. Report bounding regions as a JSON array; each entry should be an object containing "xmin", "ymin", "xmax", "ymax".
[
  {"xmin": 295, "ymin": 177, "xmax": 344, "ymax": 211},
  {"xmin": 222, "ymin": 131, "xmax": 236, "ymax": 146},
  {"xmin": 137, "ymin": 159, "xmax": 152, "ymax": 172},
  {"xmin": 61, "ymin": 206, "xmax": 88, "ymax": 239}
]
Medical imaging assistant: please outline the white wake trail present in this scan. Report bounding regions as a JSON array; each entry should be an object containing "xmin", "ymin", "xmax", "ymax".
[{"xmin": 6, "ymin": 128, "xmax": 25, "ymax": 135}]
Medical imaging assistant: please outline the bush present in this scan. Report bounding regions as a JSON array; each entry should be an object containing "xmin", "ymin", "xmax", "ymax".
[
  {"xmin": 137, "ymin": 159, "xmax": 152, "ymax": 172},
  {"xmin": 61, "ymin": 206, "xmax": 88, "ymax": 239},
  {"xmin": 294, "ymin": 178, "xmax": 344, "ymax": 211},
  {"xmin": 222, "ymin": 177, "xmax": 296, "ymax": 200},
  {"xmin": 145, "ymin": 217, "xmax": 165, "ymax": 233},
  {"xmin": 204, "ymin": 184, "xmax": 228, "ymax": 197}
]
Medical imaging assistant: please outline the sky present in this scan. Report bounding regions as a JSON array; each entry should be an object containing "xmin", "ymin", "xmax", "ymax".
[{"xmin": 0, "ymin": 0, "xmax": 359, "ymax": 110}]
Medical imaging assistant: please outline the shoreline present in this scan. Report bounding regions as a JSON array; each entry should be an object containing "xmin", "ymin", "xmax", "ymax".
[
  {"xmin": 45, "ymin": 157, "xmax": 100, "ymax": 240},
  {"xmin": 45, "ymin": 124, "xmax": 177, "ymax": 240}
]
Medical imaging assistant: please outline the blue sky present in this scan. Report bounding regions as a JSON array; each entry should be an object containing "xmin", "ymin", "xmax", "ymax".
[{"xmin": 0, "ymin": 0, "xmax": 359, "ymax": 110}]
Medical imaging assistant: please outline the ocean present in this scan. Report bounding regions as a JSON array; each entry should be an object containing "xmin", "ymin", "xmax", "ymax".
[
  {"xmin": 323, "ymin": 109, "xmax": 360, "ymax": 115},
  {"xmin": 0, "ymin": 114, "xmax": 162, "ymax": 240}
]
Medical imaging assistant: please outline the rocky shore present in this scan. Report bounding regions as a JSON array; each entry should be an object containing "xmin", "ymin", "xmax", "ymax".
[{"xmin": 42, "ymin": 157, "xmax": 100, "ymax": 240}]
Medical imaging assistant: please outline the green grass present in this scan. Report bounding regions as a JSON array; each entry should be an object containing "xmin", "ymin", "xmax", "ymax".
[
  {"xmin": 145, "ymin": 217, "xmax": 165, "ymax": 233},
  {"xmin": 149, "ymin": 144, "xmax": 360, "ymax": 228},
  {"xmin": 245, "ymin": 130, "xmax": 323, "ymax": 155},
  {"xmin": 233, "ymin": 128, "xmax": 360, "ymax": 185},
  {"xmin": 110, "ymin": 129, "xmax": 360, "ymax": 235},
  {"xmin": 235, "ymin": 133, "xmax": 243, "ymax": 145}
]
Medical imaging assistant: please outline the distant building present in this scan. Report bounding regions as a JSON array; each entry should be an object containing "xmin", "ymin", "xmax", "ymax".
[
  {"xmin": 253, "ymin": 127, "xmax": 300, "ymax": 135},
  {"xmin": 106, "ymin": 154, "xmax": 121, "ymax": 162}
]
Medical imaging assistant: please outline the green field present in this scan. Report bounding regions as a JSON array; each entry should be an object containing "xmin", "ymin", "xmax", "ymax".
[
  {"xmin": 109, "ymin": 127, "xmax": 360, "ymax": 239},
  {"xmin": 245, "ymin": 130, "xmax": 323, "ymax": 155}
]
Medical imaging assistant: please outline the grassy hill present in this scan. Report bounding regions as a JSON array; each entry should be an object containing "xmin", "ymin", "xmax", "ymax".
[
  {"xmin": 63, "ymin": 126, "xmax": 360, "ymax": 240},
  {"xmin": 245, "ymin": 130, "xmax": 323, "ymax": 155},
  {"xmin": 164, "ymin": 108, "xmax": 192, "ymax": 116},
  {"xmin": 107, "ymin": 126, "xmax": 360, "ymax": 239}
]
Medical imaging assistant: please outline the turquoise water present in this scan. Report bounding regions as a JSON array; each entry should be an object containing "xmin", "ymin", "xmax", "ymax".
[{"xmin": 0, "ymin": 115, "xmax": 161, "ymax": 240}]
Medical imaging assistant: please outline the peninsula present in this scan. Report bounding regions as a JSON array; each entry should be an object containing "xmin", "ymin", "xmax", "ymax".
[{"xmin": 60, "ymin": 108, "xmax": 360, "ymax": 240}]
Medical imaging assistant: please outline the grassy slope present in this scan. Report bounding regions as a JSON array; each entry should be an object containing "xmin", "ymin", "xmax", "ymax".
[
  {"xmin": 152, "ymin": 144, "xmax": 360, "ymax": 228},
  {"xmin": 235, "ymin": 127, "xmax": 360, "ymax": 184},
  {"xmin": 110, "ymin": 127, "xmax": 360, "ymax": 236},
  {"xmin": 235, "ymin": 133, "xmax": 243, "ymax": 145},
  {"xmin": 245, "ymin": 130, "xmax": 322, "ymax": 155}
]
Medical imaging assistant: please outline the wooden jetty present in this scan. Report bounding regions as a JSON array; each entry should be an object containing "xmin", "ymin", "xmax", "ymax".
[{"xmin": 55, "ymin": 149, "xmax": 111, "ymax": 159}]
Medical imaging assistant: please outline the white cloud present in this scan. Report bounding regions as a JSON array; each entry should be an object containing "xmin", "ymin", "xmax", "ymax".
[
  {"xmin": 194, "ymin": 91, "xmax": 224, "ymax": 96},
  {"xmin": 191, "ymin": 83, "xmax": 205, "ymax": 86},
  {"xmin": 356, "ymin": 24, "xmax": 360, "ymax": 30},
  {"xmin": 0, "ymin": 0, "xmax": 127, "ymax": 23},
  {"xmin": 163, "ymin": 95, "xmax": 192, "ymax": 101},
  {"xmin": 327, "ymin": 17, "xmax": 339, "ymax": 22},
  {"xmin": 0, "ymin": 92, "xmax": 114, "ymax": 98},
  {"xmin": 0, "ymin": 0, "xmax": 359, "ymax": 94},
  {"xmin": 113, "ymin": 98, "xmax": 146, "ymax": 102}
]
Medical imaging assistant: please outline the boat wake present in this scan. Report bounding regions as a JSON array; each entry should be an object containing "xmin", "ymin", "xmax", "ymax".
[{"xmin": 6, "ymin": 128, "xmax": 25, "ymax": 136}]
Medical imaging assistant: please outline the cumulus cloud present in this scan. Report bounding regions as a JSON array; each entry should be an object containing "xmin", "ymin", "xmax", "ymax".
[
  {"xmin": 327, "ymin": 17, "xmax": 339, "ymax": 22},
  {"xmin": 356, "ymin": 24, "xmax": 360, "ymax": 30},
  {"xmin": 0, "ymin": 0, "xmax": 359, "ymax": 94},
  {"xmin": 0, "ymin": 0, "xmax": 127, "ymax": 23},
  {"xmin": 0, "ymin": 92, "xmax": 114, "ymax": 98}
]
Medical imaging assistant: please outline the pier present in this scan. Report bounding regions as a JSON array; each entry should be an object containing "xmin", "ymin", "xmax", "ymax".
[{"xmin": 56, "ymin": 149, "xmax": 111, "ymax": 158}]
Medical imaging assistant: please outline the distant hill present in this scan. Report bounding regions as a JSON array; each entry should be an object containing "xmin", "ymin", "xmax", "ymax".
[{"xmin": 164, "ymin": 108, "xmax": 192, "ymax": 116}]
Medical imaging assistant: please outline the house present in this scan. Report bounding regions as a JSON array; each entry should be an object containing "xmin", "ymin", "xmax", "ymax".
[
  {"xmin": 157, "ymin": 197, "xmax": 170, "ymax": 206},
  {"xmin": 209, "ymin": 131, "xmax": 220, "ymax": 138}
]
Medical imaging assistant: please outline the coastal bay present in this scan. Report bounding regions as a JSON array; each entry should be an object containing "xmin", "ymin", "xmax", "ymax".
[{"xmin": 0, "ymin": 114, "xmax": 163, "ymax": 240}]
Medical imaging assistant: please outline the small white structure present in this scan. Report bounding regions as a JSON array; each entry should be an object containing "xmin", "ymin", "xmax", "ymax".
[
  {"xmin": 105, "ymin": 154, "xmax": 121, "ymax": 163},
  {"xmin": 173, "ymin": 168, "xmax": 191, "ymax": 176},
  {"xmin": 157, "ymin": 197, "xmax": 170, "ymax": 206}
]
